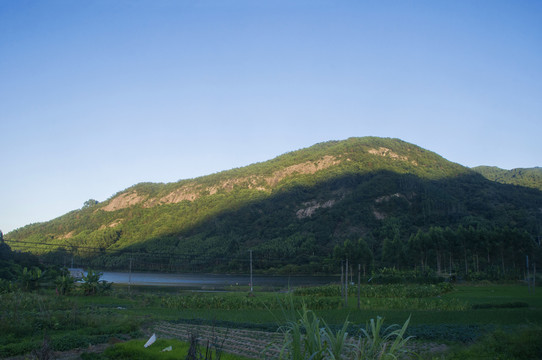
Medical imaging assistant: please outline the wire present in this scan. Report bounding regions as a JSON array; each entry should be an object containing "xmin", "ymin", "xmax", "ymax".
[{"xmin": 4, "ymin": 239, "xmax": 308, "ymax": 265}]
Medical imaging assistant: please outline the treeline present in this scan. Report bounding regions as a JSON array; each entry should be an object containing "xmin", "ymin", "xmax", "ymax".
[
  {"xmin": 0, "ymin": 231, "xmax": 40, "ymax": 281},
  {"xmin": 474, "ymin": 166, "xmax": 542, "ymax": 192},
  {"xmin": 334, "ymin": 225, "xmax": 539, "ymax": 280}
]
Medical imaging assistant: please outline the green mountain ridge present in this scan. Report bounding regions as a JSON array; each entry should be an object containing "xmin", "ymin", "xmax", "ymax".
[
  {"xmin": 5, "ymin": 137, "xmax": 542, "ymax": 276},
  {"xmin": 473, "ymin": 165, "xmax": 542, "ymax": 191}
]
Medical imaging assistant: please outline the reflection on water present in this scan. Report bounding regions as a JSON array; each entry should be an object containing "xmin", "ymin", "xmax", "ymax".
[{"xmin": 100, "ymin": 271, "xmax": 337, "ymax": 289}]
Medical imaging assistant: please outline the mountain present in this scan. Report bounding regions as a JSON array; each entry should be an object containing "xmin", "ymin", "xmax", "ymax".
[
  {"xmin": 473, "ymin": 166, "xmax": 542, "ymax": 191},
  {"xmin": 5, "ymin": 137, "xmax": 542, "ymax": 276}
]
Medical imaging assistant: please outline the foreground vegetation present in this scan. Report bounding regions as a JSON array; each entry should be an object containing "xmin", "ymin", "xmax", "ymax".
[
  {"xmin": 1, "ymin": 277, "xmax": 541, "ymax": 359},
  {"xmin": 1, "ymin": 239, "xmax": 541, "ymax": 358}
]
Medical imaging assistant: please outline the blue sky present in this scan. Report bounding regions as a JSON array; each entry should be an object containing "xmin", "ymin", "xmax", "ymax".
[{"xmin": 1, "ymin": 0, "xmax": 541, "ymax": 233}]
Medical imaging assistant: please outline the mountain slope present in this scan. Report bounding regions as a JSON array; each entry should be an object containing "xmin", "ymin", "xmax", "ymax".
[
  {"xmin": 473, "ymin": 166, "xmax": 542, "ymax": 191},
  {"xmin": 6, "ymin": 137, "xmax": 542, "ymax": 275}
]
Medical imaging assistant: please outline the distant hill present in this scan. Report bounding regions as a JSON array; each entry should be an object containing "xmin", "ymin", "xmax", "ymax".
[
  {"xmin": 473, "ymin": 166, "xmax": 542, "ymax": 191},
  {"xmin": 6, "ymin": 137, "xmax": 542, "ymax": 277}
]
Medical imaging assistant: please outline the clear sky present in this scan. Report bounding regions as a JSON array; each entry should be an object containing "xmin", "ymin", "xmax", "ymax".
[{"xmin": 1, "ymin": 0, "xmax": 541, "ymax": 233}]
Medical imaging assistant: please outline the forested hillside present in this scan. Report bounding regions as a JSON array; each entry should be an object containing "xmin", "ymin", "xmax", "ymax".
[
  {"xmin": 5, "ymin": 137, "xmax": 542, "ymax": 278},
  {"xmin": 473, "ymin": 166, "xmax": 542, "ymax": 191}
]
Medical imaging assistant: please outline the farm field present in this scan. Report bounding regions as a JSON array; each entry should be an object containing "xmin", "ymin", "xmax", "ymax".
[{"xmin": 1, "ymin": 282, "xmax": 541, "ymax": 359}]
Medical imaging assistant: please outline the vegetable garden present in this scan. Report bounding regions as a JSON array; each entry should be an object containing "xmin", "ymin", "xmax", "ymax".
[{"xmin": 1, "ymin": 270, "xmax": 541, "ymax": 359}]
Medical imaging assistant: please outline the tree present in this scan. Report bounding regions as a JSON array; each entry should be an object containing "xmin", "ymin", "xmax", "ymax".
[
  {"xmin": 18, "ymin": 267, "xmax": 43, "ymax": 291},
  {"xmin": 0, "ymin": 230, "xmax": 12, "ymax": 261},
  {"xmin": 83, "ymin": 199, "xmax": 99, "ymax": 209},
  {"xmin": 428, "ymin": 227, "xmax": 445, "ymax": 273},
  {"xmin": 407, "ymin": 230, "xmax": 429, "ymax": 271},
  {"xmin": 358, "ymin": 238, "xmax": 373, "ymax": 276},
  {"xmin": 382, "ymin": 234, "xmax": 405, "ymax": 269}
]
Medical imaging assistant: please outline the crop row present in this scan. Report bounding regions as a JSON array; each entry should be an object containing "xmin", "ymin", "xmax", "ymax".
[
  {"xmin": 293, "ymin": 282, "xmax": 454, "ymax": 298},
  {"xmin": 161, "ymin": 294, "xmax": 341, "ymax": 310}
]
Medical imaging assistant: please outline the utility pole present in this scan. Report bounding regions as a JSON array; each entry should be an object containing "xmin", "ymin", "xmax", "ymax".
[
  {"xmin": 344, "ymin": 259, "xmax": 348, "ymax": 308},
  {"xmin": 533, "ymin": 261, "xmax": 536, "ymax": 295},
  {"xmin": 340, "ymin": 260, "xmax": 344, "ymax": 298},
  {"xmin": 129, "ymin": 253, "xmax": 133, "ymax": 293},
  {"xmin": 357, "ymin": 263, "xmax": 361, "ymax": 310},
  {"xmin": 249, "ymin": 250, "xmax": 253, "ymax": 294},
  {"xmin": 525, "ymin": 255, "xmax": 534, "ymax": 293}
]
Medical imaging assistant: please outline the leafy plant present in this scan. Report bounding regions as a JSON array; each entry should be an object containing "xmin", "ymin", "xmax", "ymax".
[
  {"xmin": 0, "ymin": 278, "xmax": 15, "ymax": 293},
  {"xmin": 18, "ymin": 266, "xmax": 44, "ymax": 291},
  {"xmin": 279, "ymin": 306, "xmax": 326, "ymax": 360},
  {"xmin": 80, "ymin": 269, "xmax": 112, "ymax": 295},
  {"xmin": 354, "ymin": 316, "xmax": 413, "ymax": 360},
  {"xmin": 55, "ymin": 274, "xmax": 76, "ymax": 295},
  {"xmin": 321, "ymin": 317, "xmax": 350, "ymax": 360}
]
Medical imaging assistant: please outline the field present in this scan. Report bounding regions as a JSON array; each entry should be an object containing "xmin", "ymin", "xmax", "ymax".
[{"xmin": 1, "ymin": 281, "xmax": 541, "ymax": 359}]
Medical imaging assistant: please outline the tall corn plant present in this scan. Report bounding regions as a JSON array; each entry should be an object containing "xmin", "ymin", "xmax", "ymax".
[
  {"xmin": 355, "ymin": 316, "xmax": 413, "ymax": 360},
  {"xmin": 279, "ymin": 305, "xmax": 352, "ymax": 360},
  {"xmin": 279, "ymin": 305, "xmax": 327, "ymax": 360},
  {"xmin": 276, "ymin": 296, "xmax": 412, "ymax": 360},
  {"xmin": 321, "ymin": 317, "xmax": 350, "ymax": 360}
]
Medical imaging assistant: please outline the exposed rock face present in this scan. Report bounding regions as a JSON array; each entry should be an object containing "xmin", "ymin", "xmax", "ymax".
[
  {"xmin": 99, "ymin": 219, "xmax": 124, "ymax": 230},
  {"xmin": 102, "ymin": 156, "xmax": 342, "ymax": 212},
  {"xmin": 57, "ymin": 231, "xmax": 75, "ymax": 239},
  {"xmin": 373, "ymin": 192, "xmax": 414, "ymax": 220},
  {"xmin": 102, "ymin": 191, "xmax": 146, "ymax": 212},
  {"xmin": 265, "ymin": 155, "xmax": 341, "ymax": 187},
  {"xmin": 373, "ymin": 209, "xmax": 386, "ymax": 220},
  {"xmin": 296, "ymin": 199, "xmax": 336, "ymax": 219},
  {"xmin": 375, "ymin": 193, "xmax": 405, "ymax": 203},
  {"xmin": 368, "ymin": 147, "xmax": 418, "ymax": 166}
]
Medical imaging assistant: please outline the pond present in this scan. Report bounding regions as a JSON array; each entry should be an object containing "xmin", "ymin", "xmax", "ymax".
[{"xmin": 99, "ymin": 271, "xmax": 338, "ymax": 290}]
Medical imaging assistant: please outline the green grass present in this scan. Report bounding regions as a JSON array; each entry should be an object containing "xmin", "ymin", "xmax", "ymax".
[{"xmin": 81, "ymin": 339, "xmax": 251, "ymax": 360}]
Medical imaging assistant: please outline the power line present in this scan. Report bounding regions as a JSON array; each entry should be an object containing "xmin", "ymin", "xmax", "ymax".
[{"xmin": 4, "ymin": 239, "xmax": 308, "ymax": 265}]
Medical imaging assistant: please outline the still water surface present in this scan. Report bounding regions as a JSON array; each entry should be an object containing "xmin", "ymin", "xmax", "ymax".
[{"xmin": 100, "ymin": 271, "xmax": 338, "ymax": 289}]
